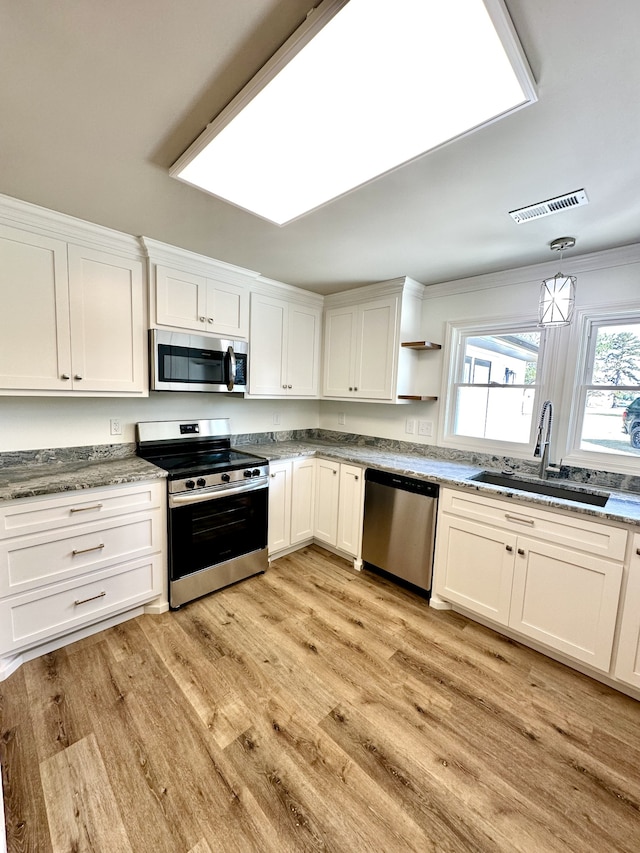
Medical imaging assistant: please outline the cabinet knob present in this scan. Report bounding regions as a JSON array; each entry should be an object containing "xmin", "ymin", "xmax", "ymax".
[
  {"xmin": 349, "ymin": 386, "xmax": 353, "ymax": 391},
  {"xmin": 517, "ymin": 548, "xmax": 525, "ymax": 556},
  {"xmin": 282, "ymin": 384, "xmax": 287, "ymax": 389},
  {"xmin": 355, "ymin": 475, "xmax": 359, "ymax": 481},
  {"xmin": 74, "ymin": 374, "xmax": 82, "ymax": 381},
  {"xmin": 61, "ymin": 373, "xmax": 70, "ymax": 380},
  {"xmin": 333, "ymin": 469, "xmax": 337, "ymax": 475},
  {"xmin": 270, "ymin": 473, "xmax": 276, "ymax": 478},
  {"xmin": 288, "ymin": 384, "xmax": 292, "ymax": 389},
  {"xmin": 199, "ymin": 316, "xmax": 206, "ymax": 322},
  {"xmin": 506, "ymin": 545, "xmax": 513, "ymax": 552},
  {"xmin": 354, "ymin": 386, "xmax": 358, "ymax": 391},
  {"xmin": 636, "ymin": 548, "xmax": 640, "ymax": 556},
  {"xmin": 208, "ymin": 317, "xmax": 214, "ymax": 323}
]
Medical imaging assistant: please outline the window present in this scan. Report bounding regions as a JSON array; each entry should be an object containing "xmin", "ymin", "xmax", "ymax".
[
  {"xmin": 575, "ymin": 318, "xmax": 640, "ymax": 459},
  {"xmin": 445, "ymin": 323, "xmax": 546, "ymax": 448}
]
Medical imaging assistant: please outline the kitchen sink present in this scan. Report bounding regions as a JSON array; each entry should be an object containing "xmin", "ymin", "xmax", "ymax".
[{"xmin": 470, "ymin": 471, "xmax": 610, "ymax": 507}]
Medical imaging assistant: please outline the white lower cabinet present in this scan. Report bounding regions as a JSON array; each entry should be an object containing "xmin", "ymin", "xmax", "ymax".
[
  {"xmin": 0, "ymin": 481, "xmax": 164, "ymax": 661},
  {"xmin": 314, "ymin": 459, "xmax": 364, "ymax": 560},
  {"xmin": 268, "ymin": 457, "xmax": 364, "ymax": 564},
  {"xmin": 434, "ymin": 488, "xmax": 626, "ymax": 674},
  {"xmin": 268, "ymin": 458, "xmax": 316, "ymax": 555},
  {"xmin": 614, "ymin": 533, "xmax": 640, "ymax": 688}
]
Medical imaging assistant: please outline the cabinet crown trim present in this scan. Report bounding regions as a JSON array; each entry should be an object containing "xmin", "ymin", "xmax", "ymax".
[
  {"xmin": 251, "ymin": 276, "xmax": 324, "ymax": 306},
  {"xmin": 0, "ymin": 193, "xmax": 143, "ymax": 258},
  {"xmin": 323, "ymin": 275, "xmax": 425, "ymax": 308},
  {"xmin": 141, "ymin": 236, "xmax": 261, "ymax": 283}
]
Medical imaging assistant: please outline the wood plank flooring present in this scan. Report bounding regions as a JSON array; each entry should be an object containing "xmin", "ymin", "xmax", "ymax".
[{"xmin": 2, "ymin": 544, "xmax": 640, "ymax": 852}]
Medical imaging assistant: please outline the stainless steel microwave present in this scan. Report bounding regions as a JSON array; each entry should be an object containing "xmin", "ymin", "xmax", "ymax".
[{"xmin": 150, "ymin": 329, "xmax": 248, "ymax": 393}]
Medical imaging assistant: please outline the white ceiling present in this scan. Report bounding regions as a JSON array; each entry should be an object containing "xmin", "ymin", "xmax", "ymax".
[{"xmin": 1, "ymin": 0, "xmax": 639, "ymax": 295}]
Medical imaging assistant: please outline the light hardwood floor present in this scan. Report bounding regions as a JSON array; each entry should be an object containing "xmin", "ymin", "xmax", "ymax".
[{"xmin": 2, "ymin": 544, "xmax": 640, "ymax": 852}]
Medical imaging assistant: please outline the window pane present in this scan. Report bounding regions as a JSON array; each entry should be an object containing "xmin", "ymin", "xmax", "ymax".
[
  {"xmin": 579, "ymin": 389, "xmax": 640, "ymax": 456},
  {"xmin": 592, "ymin": 323, "xmax": 640, "ymax": 387},
  {"xmin": 463, "ymin": 332, "xmax": 540, "ymax": 385},
  {"xmin": 455, "ymin": 386, "xmax": 535, "ymax": 442}
]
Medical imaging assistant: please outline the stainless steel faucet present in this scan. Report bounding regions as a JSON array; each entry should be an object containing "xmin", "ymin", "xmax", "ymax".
[{"xmin": 533, "ymin": 399, "xmax": 553, "ymax": 478}]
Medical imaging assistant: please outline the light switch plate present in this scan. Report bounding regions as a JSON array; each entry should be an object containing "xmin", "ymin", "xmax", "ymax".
[{"xmin": 418, "ymin": 420, "xmax": 433, "ymax": 437}]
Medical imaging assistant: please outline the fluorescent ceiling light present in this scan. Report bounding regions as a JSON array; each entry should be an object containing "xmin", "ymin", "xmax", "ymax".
[{"xmin": 170, "ymin": 0, "xmax": 536, "ymax": 226}]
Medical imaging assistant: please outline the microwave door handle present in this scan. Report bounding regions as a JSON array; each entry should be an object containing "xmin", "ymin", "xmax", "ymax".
[{"xmin": 227, "ymin": 346, "xmax": 236, "ymax": 391}]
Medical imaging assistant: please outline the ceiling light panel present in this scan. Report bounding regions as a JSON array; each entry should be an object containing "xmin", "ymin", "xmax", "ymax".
[{"xmin": 171, "ymin": 0, "xmax": 537, "ymax": 225}]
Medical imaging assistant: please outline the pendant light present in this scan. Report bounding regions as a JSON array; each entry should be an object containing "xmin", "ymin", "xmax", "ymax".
[{"xmin": 538, "ymin": 236, "xmax": 576, "ymax": 326}]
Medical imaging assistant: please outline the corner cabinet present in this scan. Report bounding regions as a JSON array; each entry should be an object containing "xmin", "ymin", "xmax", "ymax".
[
  {"xmin": 322, "ymin": 277, "xmax": 433, "ymax": 402},
  {"xmin": 433, "ymin": 488, "xmax": 627, "ymax": 673},
  {"xmin": 268, "ymin": 458, "xmax": 316, "ymax": 556},
  {"xmin": 248, "ymin": 284, "xmax": 322, "ymax": 398},
  {"xmin": 142, "ymin": 237, "xmax": 257, "ymax": 340},
  {"xmin": 0, "ymin": 197, "xmax": 146, "ymax": 396}
]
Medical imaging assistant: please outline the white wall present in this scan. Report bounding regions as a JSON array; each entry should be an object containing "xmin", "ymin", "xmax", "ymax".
[{"xmin": 0, "ymin": 394, "xmax": 320, "ymax": 451}]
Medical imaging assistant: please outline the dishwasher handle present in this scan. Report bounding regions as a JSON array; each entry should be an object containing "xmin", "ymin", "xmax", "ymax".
[{"xmin": 365, "ymin": 467, "xmax": 439, "ymax": 499}]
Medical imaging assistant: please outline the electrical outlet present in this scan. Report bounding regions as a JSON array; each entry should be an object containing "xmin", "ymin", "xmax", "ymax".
[
  {"xmin": 338, "ymin": 412, "xmax": 346, "ymax": 425},
  {"xmin": 405, "ymin": 418, "xmax": 415, "ymax": 434},
  {"xmin": 418, "ymin": 419, "xmax": 433, "ymax": 437},
  {"xmin": 110, "ymin": 418, "xmax": 122, "ymax": 436},
  {"xmin": 273, "ymin": 412, "xmax": 281, "ymax": 425}
]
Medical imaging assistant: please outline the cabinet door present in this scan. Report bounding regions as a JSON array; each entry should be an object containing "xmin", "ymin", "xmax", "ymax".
[
  {"xmin": 337, "ymin": 464, "xmax": 364, "ymax": 557},
  {"xmin": 314, "ymin": 459, "xmax": 340, "ymax": 546},
  {"xmin": 68, "ymin": 245, "xmax": 145, "ymax": 393},
  {"xmin": 615, "ymin": 535, "xmax": 640, "ymax": 688},
  {"xmin": 354, "ymin": 297, "xmax": 398, "ymax": 399},
  {"xmin": 155, "ymin": 265, "xmax": 206, "ymax": 331},
  {"xmin": 433, "ymin": 515, "xmax": 515, "ymax": 625},
  {"xmin": 322, "ymin": 306, "xmax": 357, "ymax": 397},
  {"xmin": 205, "ymin": 278, "xmax": 247, "ymax": 338},
  {"xmin": 268, "ymin": 462, "xmax": 292, "ymax": 553},
  {"xmin": 509, "ymin": 537, "xmax": 622, "ymax": 672},
  {"xmin": 291, "ymin": 458, "xmax": 316, "ymax": 544},
  {"xmin": 249, "ymin": 293, "xmax": 286, "ymax": 395},
  {"xmin": 287, "ymin": 303, "xmax": 321, "ymax": 397},
  {"xmin": 0, "ymin": 224, "xmax": 72, "ymax": 390}
]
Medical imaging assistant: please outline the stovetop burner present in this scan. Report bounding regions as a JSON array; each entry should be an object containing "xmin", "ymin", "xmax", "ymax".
[{"xmin": 148, "ymin": 448, "xmax": 268, "ymax": 480}]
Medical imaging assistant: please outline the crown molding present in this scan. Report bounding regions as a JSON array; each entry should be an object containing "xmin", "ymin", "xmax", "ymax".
[
  {"xmin": 252, "ymin": 275, "xmax": 324, "ymax": 306},
  {"xmin": 140, "ymin": 236, "xmax": 261, "ymax": 285},
  {"xmin": 0, "ymin": 192, "xmax": 143, "ymax": 258},
  {"xmin": 422, "ymin": 242, "xmax": 640, "ymax": 300},
  {"xmin": 324, "ymin": 275, "xmax": 426, "ymax": 307}
]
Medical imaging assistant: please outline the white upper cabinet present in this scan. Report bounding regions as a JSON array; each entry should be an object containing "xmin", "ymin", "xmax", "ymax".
[
  {"xmin": 248, "ymin": 283, "xmax": 322, "ymax": 398},
  {"xmin": 322, "ymin": 277, "xmax": 426, "ymax": 402},
  {"xmin": 0, "ymin": 197, "xmax": 145, "ymax": 396},
  {"xmin": 143, "ymin": 238, "xmax": 256, "ymax": 339}
]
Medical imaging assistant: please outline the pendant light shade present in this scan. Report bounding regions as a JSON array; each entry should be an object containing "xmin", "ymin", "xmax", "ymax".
[{"xmin": 538, "ymin": 237, "xmax": 576, "ymax": 327}]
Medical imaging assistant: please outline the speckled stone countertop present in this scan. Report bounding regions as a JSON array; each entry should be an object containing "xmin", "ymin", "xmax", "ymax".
[
  {"xmin": 240, "ymin": 438, "xmax": 640, "ymax": 528},
  {"xmin": 0, "ymin": 452, "xmax": 166, "ymax": 502}
]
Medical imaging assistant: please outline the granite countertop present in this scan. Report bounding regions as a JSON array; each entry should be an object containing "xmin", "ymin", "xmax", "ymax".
[
  {"xmin": 242, "ymin": 439, "xmax": 640, "ymax": 528},
  {"xmin": 0, "ymin": 456, "xmax": 166, "ymax": 502},
  {"xmin": 3, "ymin": 436, "xmax": 640, "ymax": 528}
]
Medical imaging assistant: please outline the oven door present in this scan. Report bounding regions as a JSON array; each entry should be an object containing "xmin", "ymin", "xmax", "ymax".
[{"xmin": 168, "ymin": 481, "xmax": 268, "ymax": 605}]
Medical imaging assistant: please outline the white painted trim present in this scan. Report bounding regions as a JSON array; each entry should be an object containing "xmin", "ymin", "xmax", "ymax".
[
  {"xmin": 0, "ymin": 192, "xmax": 143, "ymax": 258},
  {"xmin": 422, "ymin": 242, "xmax": 640, "ymax": 300},
  {"xmin": 323, "ymin": 276, "xmax": 424, "ymax": 308},
  {"xmin": 252, "ymin": 276, "xmax": 324, "ymax": 307},
  {"xmin": 144, "ymin": 599, "xmax": 170, "ymax": 615},
  {"xmin": 141, "ymin": 236, "xmax": 260, "ymax": 285}
]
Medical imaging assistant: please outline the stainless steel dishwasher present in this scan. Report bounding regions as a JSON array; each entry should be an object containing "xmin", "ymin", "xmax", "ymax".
[{"xmin": 362, "ymin": 468, "xmax": 439, "ymax": 593}]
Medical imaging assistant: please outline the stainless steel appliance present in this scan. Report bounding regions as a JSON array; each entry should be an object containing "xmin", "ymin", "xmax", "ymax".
[
  {"xmin": 150, "ymin": 329, "xmax": 248, "ymax": 393},
  {"xmin": 362, "ymin": 468, "xmax": 439, "ymax": 593},
  {"xmin": 136, "ymin": 418, "xmax": 268, "ymax": 608}
]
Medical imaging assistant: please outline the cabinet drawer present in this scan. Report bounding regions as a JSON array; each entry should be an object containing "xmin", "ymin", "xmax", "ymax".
[
  {"xmin": 0, "ymin": 481, "xmax": 164, "ymax": 539},
  {"xmin": 0, "ymin": 511, "xmax": 162, "ymax": 596},
  {"xmin": 442, "ymin": 488, "xmax": 627, "ymax": 561},
  {"xmin": 0, "ymin": 555, "xmax": 161, "ymax": 655}
]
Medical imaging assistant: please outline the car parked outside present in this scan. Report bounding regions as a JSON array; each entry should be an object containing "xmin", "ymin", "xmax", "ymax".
[{"xmin": 621, "ymin": 397, "xmax": 640, "ymax": 447}]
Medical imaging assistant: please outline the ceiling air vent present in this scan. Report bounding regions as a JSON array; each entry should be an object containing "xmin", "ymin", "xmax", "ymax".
[{"xmin": 509, "ymin": 189, "xmax": 589, "ymax": 224}]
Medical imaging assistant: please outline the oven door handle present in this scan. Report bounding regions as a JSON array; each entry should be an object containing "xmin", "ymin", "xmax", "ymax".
[
  {"xmin": 169, "ymin": 478, "xmax": 267, "ymax": 507},
  {"xmin": 227, "ymin": 346, "xmax": 236, "ymax": 392}
]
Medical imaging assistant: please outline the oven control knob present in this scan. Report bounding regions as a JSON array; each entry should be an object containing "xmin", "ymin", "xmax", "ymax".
[
  {"xmin": 185, "ymin": 480, "xmax": 196, "ymax": 490},
  {"xmin": 244, "ymin": 469, "xmax": 253, "ymax": 478},
  {"xmin": 221, "ymin": 473, "xmax": 231, "ymax": 483},
  {"xmin": 197, "ymin": 478, "xmax": 206, "ymax": 488},
  {"xmin": 252, "ymin": 468, "xmax": 261, "ymax": 477}
]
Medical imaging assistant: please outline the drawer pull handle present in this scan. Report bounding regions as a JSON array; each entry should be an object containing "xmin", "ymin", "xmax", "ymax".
[
  {"xmin": 636, "ymin": 548, "xmax": 640, "ymax": 557},
  {"xmin": 74, "ymin": 590, "xmax": 106, "ymax": 606},
  {"xmin": 72, "ymin": 543, "xmax": 105, "ymax": 556},
  {"xmin": 505, "ymin": 514, "xmax": 535, "ymax": 526},
  {"xmin": 70, "ymin": 504, "xmax": 103, "ymax": 514},
  {"xmin": 506, "ymin": 545, "xmax": 513, "ymax": 552},
  {"xmin": 517, "ymin": 548, "xmax": 526, "ymax": 556}
]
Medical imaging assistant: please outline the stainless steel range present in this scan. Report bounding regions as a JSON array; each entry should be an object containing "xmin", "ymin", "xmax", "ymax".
[{"xmin": 136, "ymin": 418, "xmax": 269, "ymax": 608}]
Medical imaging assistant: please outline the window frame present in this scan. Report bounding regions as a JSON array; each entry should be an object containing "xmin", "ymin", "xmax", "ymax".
[
  {"xmin": 565, "ymin": 305, "xmax": 640, "ymax": 473},
  {"xmin": 439, "ymin": 316, "xmax": 552, "ymax": 455}
]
